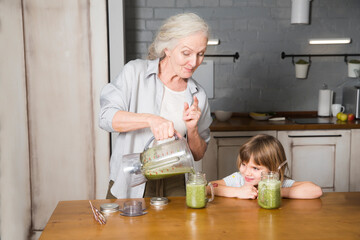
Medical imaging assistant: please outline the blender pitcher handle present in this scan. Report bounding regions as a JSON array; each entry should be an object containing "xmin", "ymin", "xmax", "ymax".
[
  {"xmin": 143, "ymin": 136, "xmax": 155, "ymax": 151},
  {"xmin": 143, "ymin": 135, "xmax": 180, "ymax": 151}
]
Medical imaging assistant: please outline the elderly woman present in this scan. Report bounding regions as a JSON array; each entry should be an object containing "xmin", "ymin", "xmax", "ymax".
[{"xmin": 99, "ymin": 13, "xmax": 213, "ymax": 199}]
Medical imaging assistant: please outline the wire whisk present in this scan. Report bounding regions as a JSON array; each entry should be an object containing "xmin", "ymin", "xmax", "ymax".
[{"xmin": 89, "ymin": 201, "xmax": 106, "ymax": 225}]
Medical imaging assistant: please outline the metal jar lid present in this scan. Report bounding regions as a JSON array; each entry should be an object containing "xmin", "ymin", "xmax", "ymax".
[
  {"xmin": 100, "ymin": 203, "xmax": 120, "ymax": 214},
  {"xmin": 150, "ymin": 197, "xmax": 168, "ymax": 206}
]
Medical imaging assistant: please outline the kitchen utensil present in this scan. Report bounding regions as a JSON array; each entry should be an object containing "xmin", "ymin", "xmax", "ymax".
[
  {"xmin": 343, "ymin": 85, "xmax": 360, "ymax": 119},
  {"xmin": 100, "ymin": 203, "xmax": 120, "ymax": 215},
  {"xmin": 186, "ymin": 172, "xmax": 214, "ymax": 209},
  {"xmin": 89, "ymin": 201, "xmax": 106, "ymax": 224},
  {"xmin": 214, "ymin": 111, "xmax": 232, "ymax": 121},
  {"xmin": 150, "ymin": 197, "xmax": 169, "ymax": 206},
  {"xmin": 277, "ymin": 160, "xmax": 288, "ymax": 173},
  {"xmin": 331, "ymin": 104, "xmax": 345, "ymax": 117},
  {"xmin": 318, "ymin": 84, "xmax": 333, "ymax": 117},
  {"xmin": 122, "ymin": 136, "xmax": 195, "ymax": 188},
  {"xmin": 120, "ymin": 200, "xmax": 147, "ymax": 217}
]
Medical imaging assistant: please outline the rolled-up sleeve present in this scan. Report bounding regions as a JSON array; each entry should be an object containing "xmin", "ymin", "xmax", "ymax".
[{"xmin": 99, "ymin": 64, "xmax": 134, "ymax": 133}]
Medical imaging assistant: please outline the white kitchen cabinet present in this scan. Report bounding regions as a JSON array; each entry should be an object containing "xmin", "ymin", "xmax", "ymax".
[
  {"xmin": 202, "ymin": 131, "xmax": 277, "ymax": 181},
  {"xmin": 350, "ymin": 129, "xmax": 360, "ymax": 191},
  {"xmin": 278, "ymin": 130, "xmax": 351, "ymax": 192}
]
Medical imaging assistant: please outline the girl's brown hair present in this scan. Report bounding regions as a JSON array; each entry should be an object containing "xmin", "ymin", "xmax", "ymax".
[{"xmin": 236, "ymin": 134, "xmax": 288, "ymax": 182}]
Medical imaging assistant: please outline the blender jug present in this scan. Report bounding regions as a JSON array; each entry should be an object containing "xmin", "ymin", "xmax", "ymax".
[{"xmin": 122, "ymin": 136, "xmax": 195, "ymax": 187}]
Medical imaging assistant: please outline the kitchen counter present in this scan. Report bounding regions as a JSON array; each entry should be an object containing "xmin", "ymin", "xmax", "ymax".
[
  {"xmin": 40, "ymin": 192, "xmax": 360, "ymax": 240},
  {"xmin": 211, "ymin": 112, "xmax": 360, "ymax": 131}
]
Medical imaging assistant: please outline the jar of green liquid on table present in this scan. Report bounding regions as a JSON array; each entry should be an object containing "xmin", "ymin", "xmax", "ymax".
[
  {"xmin": 186, "ymin": 172, "xmax": 214, "ymax": 208},
  {"xmin": 258, "ymin": 171, "xmax": 281, "ymax": 209}
]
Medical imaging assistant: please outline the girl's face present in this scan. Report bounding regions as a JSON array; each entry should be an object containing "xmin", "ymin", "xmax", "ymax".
[
  {"xmin": 240, "ymin": 157, "xmax": 270, "ymax": 186},
  {"xmin": 164, "ymin": 32, "xmax": 207, "ymax": 79}
]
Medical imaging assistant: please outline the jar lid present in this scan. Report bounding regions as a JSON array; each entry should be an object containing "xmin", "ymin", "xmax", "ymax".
[
  {"xmin": 100, "ymin": 203, "xmax": 120, "ymax": 214},
  {"xmin": 150, "ymin": 197, "xmax": 168, "ymax": 206}
]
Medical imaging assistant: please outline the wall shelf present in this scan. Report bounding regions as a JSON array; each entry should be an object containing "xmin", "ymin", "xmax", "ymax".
[
  {"xmin": 205, "ymin": 52, "xmax": 239, "ymax": 62},
  {"xmin": 281, "ymin": 51, "xmax": 360, "ymax": 64}
]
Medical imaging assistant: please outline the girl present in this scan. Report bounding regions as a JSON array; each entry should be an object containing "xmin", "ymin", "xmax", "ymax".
[{"xmin": 209, "ymin": 134, "xmax": 322, "ymax": 199}]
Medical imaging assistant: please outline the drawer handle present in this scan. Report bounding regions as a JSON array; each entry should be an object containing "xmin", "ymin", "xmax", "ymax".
[{"xmin": 288, "ymin": 134, "xmax": 342, "ymax": 138}]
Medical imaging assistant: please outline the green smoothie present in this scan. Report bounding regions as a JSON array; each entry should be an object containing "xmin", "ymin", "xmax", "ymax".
[
  {"xmin": 144, "ymin": 166, "xmax": 193, "ymax": 180},
  {"xmin": 258, "ymin": 179, "xmax": 281, "ymax": 209},
  {"xmin": 186, "ymin": 184, "xmax": 206, "ymax": 208}
]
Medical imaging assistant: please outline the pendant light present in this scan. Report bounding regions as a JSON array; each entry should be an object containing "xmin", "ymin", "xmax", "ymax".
[{"xmin": 291, "ymin": 0, "xmax": 312, "ymax": 24}]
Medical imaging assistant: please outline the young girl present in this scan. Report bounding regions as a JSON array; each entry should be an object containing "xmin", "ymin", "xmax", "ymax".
[{"xmin": 209, "ymin": 134, "xmax": 322, "ymax": 199}]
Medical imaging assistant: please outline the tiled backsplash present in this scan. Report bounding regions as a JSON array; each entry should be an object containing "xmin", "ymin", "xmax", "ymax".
[{"xmin": 124, "ymin": 0, "xmax": 360, "ymax": 113}]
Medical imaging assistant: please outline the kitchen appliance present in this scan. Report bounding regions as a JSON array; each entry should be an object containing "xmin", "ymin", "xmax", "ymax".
[
  {"xmin": 342, "ymin": 85, "xmax": 360, "ymax": 119},
  {"xmin": 121, "ymin": 136, "xmax": 195, "ymax": 188},
  {"xmin": 317, "ymin": 85, "xmax": 333, "ymax": 117}
]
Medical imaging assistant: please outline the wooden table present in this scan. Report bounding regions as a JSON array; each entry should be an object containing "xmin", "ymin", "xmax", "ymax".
[{"xmin": 40, "ymin": 192, "xmax": 360, "ymax": 240}]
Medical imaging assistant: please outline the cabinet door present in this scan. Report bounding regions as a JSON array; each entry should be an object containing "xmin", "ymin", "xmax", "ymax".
[
  {"xmin": 202, "ymin": 131, "xmax": 276, "ymax": 181},
  {"xmin": 350, "ymin": 129, "xmax": 360, "ymax": 191},
  {"xmin": 278, "ymin": 130, "xmax": 351, "ymax": 192}
]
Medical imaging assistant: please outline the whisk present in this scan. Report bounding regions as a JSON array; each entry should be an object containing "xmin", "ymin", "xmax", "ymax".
[{"xmin": 89, "ymin": 201, "xmax": 106, "ymax": 225}]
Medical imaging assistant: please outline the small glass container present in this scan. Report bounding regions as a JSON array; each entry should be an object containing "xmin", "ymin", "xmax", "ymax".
[
  {"xmin": 186, "ymin": 172, "xmax": 214, "ymax": 209},
  {"xmin": 258, "ymin": 171, "xmax": 281, "ymax": 209}
]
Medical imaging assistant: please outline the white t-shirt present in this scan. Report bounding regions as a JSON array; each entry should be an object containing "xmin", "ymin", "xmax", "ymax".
[
  {"xmin": 160, "ymin": 85, "xmax": 187, "ymax": 137},
  {"xmin": 223, "ymin": 172, "xmax": 295, "ymax": 188}
]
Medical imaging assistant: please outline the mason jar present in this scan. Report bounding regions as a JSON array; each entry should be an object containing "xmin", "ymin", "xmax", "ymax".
[
  {"xmin": 258, "ymin": 171, "xmax": 281, "ymax": 209},
  {"xmin": 186, "ymin": 172, "xmax": 214, "ymax": 208}
]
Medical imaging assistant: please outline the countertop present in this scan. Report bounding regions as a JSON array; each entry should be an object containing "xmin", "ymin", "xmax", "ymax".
[
  {"xmin": 40, "ymin": 192, "xmax": 360, "ymax": 240},
  {"xmin": 211, "ymin": 111, "xmax": 360, "ymax": 131}
]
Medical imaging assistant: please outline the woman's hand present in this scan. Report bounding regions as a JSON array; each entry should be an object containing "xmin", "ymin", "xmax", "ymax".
[
  {"xmin": 147, "ymin": 115, "xmax": 181, "ymax": 140},
  {"xmin": 183, "ymin": 96, "xmax": 201, "ymax": 131}
]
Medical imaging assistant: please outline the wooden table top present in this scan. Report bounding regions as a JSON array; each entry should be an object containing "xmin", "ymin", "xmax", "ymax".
[{"xmin": 40, "ymin": 192, "xmax": 360, "ymax": 240}]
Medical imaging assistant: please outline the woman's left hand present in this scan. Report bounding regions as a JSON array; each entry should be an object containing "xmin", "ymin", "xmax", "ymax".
[{"xmin": 183, "ymin": 96, "xmax": 201, "ymax": 131}]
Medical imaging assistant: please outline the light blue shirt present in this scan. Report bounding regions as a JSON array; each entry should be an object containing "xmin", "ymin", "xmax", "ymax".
[
  {"xmin": 99, "ymin": 58, "xmax": 212, "ymax": 198},
  {"xmin": 223, "ymin": 172, "xmax": 295, "ymax": 188}
]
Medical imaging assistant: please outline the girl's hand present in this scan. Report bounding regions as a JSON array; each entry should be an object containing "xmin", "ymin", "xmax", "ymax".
[
  {"xmin": 236, "ymin": 184, "xmax": 258, "ymax": 199},
  {"xmin": 148, "ymin": 115, "xmax": 180, "ymax": 140},
  {"xmin": 183, "ymin": 96, "xmax": 201, "ymax": 131}
]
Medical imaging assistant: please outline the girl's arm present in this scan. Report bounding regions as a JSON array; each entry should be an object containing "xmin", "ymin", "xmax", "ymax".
[
  {"xmin": 281, "ymin": 181, "xmax": 323, "ymax": 199},
  {"xmin": 207, "ymin": 180, "xmax": 258, "ymax": 199}
]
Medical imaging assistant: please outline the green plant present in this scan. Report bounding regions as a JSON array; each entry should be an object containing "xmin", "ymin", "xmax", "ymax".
[
  {"xmin": 349, "ymin": 59, "xmax": 360, "ymax": 64},
  {"xmin": 296, "ymin": 59, "xmax": 309, "ymax": 64}
]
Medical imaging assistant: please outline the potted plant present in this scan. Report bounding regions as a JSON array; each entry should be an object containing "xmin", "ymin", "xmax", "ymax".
[
  {"xmin": 348, "ymin": 59, "xmax": 360, "ymax": 78},
  {"xmin": 295, "ymin": 59, "xmax": 310, "ymax": 79}
]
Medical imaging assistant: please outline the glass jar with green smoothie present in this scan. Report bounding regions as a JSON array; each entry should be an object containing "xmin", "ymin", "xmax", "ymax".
[
  {"xmin": 258, "ymin": 171, "xmax": 281, "ymax": 209},
  {"xmin": 186, "ymin": 172, "xmax": 214, "ymax": 208}
]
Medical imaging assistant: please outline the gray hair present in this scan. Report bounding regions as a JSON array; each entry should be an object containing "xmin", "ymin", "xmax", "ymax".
[{"xmin": 148, "ymin": 13, "xmax": 209, "ymax": 60}]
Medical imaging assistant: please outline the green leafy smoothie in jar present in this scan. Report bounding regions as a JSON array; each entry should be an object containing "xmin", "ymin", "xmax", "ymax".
[
  {"xmin": 186, "ymin": 172, "xmax": 214, "ymax": 209},
  {"xmin": 258, "ymin": 171, "xmax": 281, "ymax": 209},
  {"xmin": 186, "ymin": 184, "xmax": 206, "ymax": 208}
]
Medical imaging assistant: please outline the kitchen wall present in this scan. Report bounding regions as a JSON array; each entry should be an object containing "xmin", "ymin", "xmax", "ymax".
[{"xmin": 123, "ymin": 0, "xmax": 360, "ymax": 113}]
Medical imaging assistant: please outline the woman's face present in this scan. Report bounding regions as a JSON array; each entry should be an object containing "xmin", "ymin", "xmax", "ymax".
[
  {"xmin": 239, "ymin": 157, "xmax": 270, "ymax": 186},
  {"xmin": 164, "ymin": 31, "xmax": 207, "ymax": 79}
]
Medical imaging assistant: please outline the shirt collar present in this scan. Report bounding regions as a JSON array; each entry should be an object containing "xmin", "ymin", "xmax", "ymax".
[
  {"xmin": 145, "ymin": 58, "xmax": 160, "ymax": 78},
  {"xmin": 146, "ymin": 58, "xmax": 199, "ymax": 94}
]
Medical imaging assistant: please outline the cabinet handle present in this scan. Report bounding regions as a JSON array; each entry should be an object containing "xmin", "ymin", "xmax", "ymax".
[
  {"xmin": 213, "ymin": 136, "xmax": 254, "ymax": 139},
  {"xmin": 288, "ymin": 134, "xmax": 342, "ymax": 138}
]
